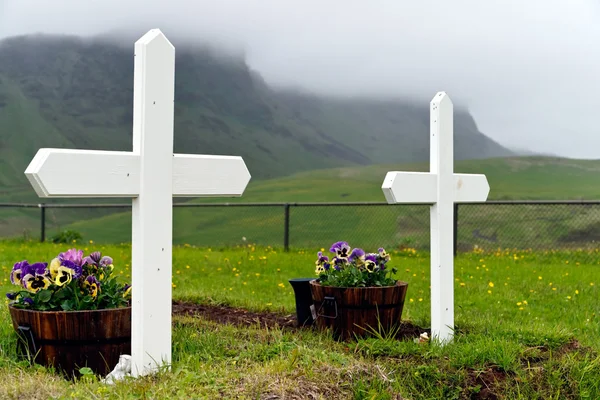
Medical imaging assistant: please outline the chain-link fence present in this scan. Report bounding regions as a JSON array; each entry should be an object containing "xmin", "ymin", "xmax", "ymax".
[{"xmin": 2, "ymin": 201, "xmax": 600, "ymax": 256}]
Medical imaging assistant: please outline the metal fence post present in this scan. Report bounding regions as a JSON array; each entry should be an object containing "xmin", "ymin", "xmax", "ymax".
[
  {"xmin": 40, "ymin": 204, "xmax": 46, "ymax": 243},
  {"xmin": 284, "ymin": 203, "xmax": 290, "ymax": 252},
  {"xmin": 453, "ymin": 203, "xmax": 458, "ymax": 256}
]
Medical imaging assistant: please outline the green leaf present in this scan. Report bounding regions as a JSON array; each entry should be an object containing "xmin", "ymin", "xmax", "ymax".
[
  {"xmin": 37, "ymin": 289, "xmax": 52, "ymax": 303},
  {"xmin": 61, "ymin": 300, "xmax": 73, "ymax": 311}
]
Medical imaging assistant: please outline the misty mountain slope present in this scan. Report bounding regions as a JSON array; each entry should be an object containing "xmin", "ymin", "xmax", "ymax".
[{"xmin": 0, "ymin": 34, "xmax": 512, "ymax": 195}]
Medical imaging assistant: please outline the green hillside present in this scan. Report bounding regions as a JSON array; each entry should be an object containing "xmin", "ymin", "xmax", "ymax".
[
  {"xmin": 0, "ymin": 33, "xmax": 511, "ymax": 197},
  {"xmin": 4, "ymin": 156, "xmax": 600, "ymax": 251}
]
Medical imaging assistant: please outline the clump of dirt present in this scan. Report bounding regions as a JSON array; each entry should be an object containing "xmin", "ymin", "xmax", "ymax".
[
  {"xmin": 172, "ymin": 301, "xmax": 428, "ymax": 341},
  {"xmin": 465, "ymin": 366, "xmax": 509, "ymax": 400}
]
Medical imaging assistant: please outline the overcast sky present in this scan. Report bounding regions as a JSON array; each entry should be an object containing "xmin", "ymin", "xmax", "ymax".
[{"xmin": 1, "ymin": 0, "xmax": 599, "ymax": 158}]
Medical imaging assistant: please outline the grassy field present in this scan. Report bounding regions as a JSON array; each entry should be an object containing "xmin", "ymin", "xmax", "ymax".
[
  {"xmin": 0, "ymin": 241, "xmax": 598, "ymax": 399},
  {"xmin": 4, "ymin": 155, "xmax": 600, "ymax": 254}
]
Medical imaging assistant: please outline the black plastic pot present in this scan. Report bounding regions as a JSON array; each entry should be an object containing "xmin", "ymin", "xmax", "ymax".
[{"xmin": 288, "ymin": 278, "xmax": 315, "ymax": 327}]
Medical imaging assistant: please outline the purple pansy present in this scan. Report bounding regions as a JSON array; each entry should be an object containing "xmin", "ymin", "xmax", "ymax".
[
  {"xmin": 83, "ymin": 251, "xmax": 102, "ymax": 266},
  {"xmin": 315, "ymin": 251, "xmax": 331, "ymax": 271},
  {"xmin": 6, "ymin": 292, "xmax": 16, "ymax": 300},
  {"xmin": 349, "ymin": 248, "xmax": 365, "ymax": 263},
  {"xmin": 21, "ymin": 262, "xmax": 48, "ymax": 278},
  {"xmin": 10, "ymin": 260, "xmax": 29, "ymax": 285},
  {"xmin": 21, "ymin": 263, "xmax": 50, "ymax": 293},
  {"xmin": 331, "ymin": 256, "xmax": 347, "ymax": 271},
  {"xmin": 99, "ymin": 256, "xmax": 113, "ymax": 267},
  {"xmin": 377, "ymin": 247, "xmax": 390, "ymax": 265},
  {"xmin": 60, "ymin": 260, "xmax": 83, "ymax": 279},
  {"xmin": 59, "ymin": 249, "xmax": 84, "ymax": 267},
  {"xmin": 23, "ymin": 298, "xmax": 33, "ymax": 306},
  {"xmin": 84, "ymin": 275, "xmax": 100, "ymax": 297},
  {"xmin": 363, "ymin": 253, "xmax": 379, "ymax": 273},
  {"xmin": 329, "ymin": 241, "xmax": 351, "ymax": 258}
]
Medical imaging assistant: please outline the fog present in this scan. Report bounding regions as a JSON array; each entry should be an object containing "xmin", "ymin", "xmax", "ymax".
[{"xmin": 1, "ymin": 0, "xmax": 599, "ymax": 158}]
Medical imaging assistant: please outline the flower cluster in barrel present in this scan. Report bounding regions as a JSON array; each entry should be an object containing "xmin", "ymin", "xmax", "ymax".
[
  {"xmin": 6, "ymin": 248, "xmax": 131, "ymax": 311},
  {"xmin": 315, "ymin": 241, "xmax": 398, "ymax": 287}
]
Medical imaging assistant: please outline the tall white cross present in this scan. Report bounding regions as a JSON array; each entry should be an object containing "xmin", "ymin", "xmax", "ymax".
[
  {"xmin": 24, "ymin": 29, "xmax": 251, "ymax": 376},
  {"xmin": 381, "ymin": 92, "xmax": 490, "ymax": 342}
]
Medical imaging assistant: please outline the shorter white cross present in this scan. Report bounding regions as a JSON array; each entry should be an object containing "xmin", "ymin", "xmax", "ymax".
[
  {"xmin": 24, "ymin": 29, "xmax": 251, "ymax": 376},
  {"xmin": 381, "ymin": 92, "xmax": 490, "ymax": 342}
]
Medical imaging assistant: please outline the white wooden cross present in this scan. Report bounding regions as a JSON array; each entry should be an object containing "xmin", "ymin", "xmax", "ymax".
[
  {"xmin": 381, "ymin": 92, "xmax": 490, "ymax": 343},
  {"xmin": 23, "ymin": 29, "xmax": 251, "ymax": 376}
]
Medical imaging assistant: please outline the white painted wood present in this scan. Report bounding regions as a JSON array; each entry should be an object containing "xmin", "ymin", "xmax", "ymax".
[
  {"xmin": 25, "ymin": 150, "xmax": 251, "ymax": 198},
  {"xmin": 130, "ymin": 29, "xmax": 176, "ymax": 377},
  {"xmin": 382, "ymin": 172, "xmax": 489, "ymax": 204},
  {"xmin": 25, "ymin": 149, "xmax": 140, "ymax": 198},
  {"xmin": 453, "ymin": 174, "xmax": 490, "ymax": 202},
  {"xmin": 382, "ymin": 172, "xmax": 437, "ymax": 204},
  {"xmin": 172, "ymin": 154, "xmax": 251, "ymax": 197},
  {"xmin": 381, "ymin": 92, "xmax": 490, "ymax": 343},
  {"xmin": 22, "ymin": 29, "xmax": 251, "ymax": 377},
  {"xmin": 430, "ymin": 92, "xmax": 455, "ymax": 343}
]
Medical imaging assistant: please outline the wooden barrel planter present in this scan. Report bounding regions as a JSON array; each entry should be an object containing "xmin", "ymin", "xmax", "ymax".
[
  {"xmin": 310, "ymin": 280, "xmax": 408, "ymax": 340},
  {"xmin": 8, "ymin": 306, "xmax": 131, "ymax": 378}
]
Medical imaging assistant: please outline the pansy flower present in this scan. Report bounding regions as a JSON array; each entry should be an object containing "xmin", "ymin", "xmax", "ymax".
[
  {"xmin": 60, "ymin": 260, "xmax": 82, "ymax": 280},
  {"xmin": 122, "ymin": 284, "xmax": 132, "ymax": 298},
  {"xmin": 331, "ymin": 256, "xmax": 347, "ymax": 271},
  {"xmin": 55, "ymin": 265, "xmax": 76, "ymax": 286},
  {"xmin": 6, "ymin": 292, "xmax": 16, "ymax": 300},
  {"xmin": 364, "ymin": 253, "xmax": 378, "ymax": 273},
  {"xmin": 10, "ymin": 260, "xmax": 28, "ymax": 285},
  {"xmin": 58, "ymin": 248, "xmax": 84, "ymax": 267},
  {"xmin": 315, "ymin": 264, "xmax": 326, "ymax": 274},
  {"xmin": 82, "ymin": 251, "xmax": 101, "ymax": 272},
  {"xmin": 315, "ymin": 251, "xmax": 330, "ymax": 271},
  {"xmin": 329, "ymin": 241, "xmax": 351, "ymax": 259},
  {"xmin": 83, "ymin": 251, "xmax": 102, "ymax": 266},
  {"xmin": 84, "ymin": 276, "xmax": 100, "ymax": 298},
  {"xmin": 349, "ymin": 248, "xmax": 366, "ymax": 265},
  {"xmin": 49, "ymin": 258, "xmax": 61, "ymax": 279},
  {"xmin": 99, "ymin": 256, "xmax": 113, "ymax": 269},
  {"xmin": 377, "ymin": 247, "xmax": 390, "ymax": 266},
  {"xmin": 21, "ymin": 263, "xmax": 51, "ymax": 293}
]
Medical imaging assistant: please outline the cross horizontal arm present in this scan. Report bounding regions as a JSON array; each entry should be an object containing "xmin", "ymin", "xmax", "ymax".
[
  {"xmin": 381, "ymin": 171, "xmax": 490, "ymax": 204},
  {"xmin": 25, "ymin": 149, "xmax": 251, "ymax": 198}
]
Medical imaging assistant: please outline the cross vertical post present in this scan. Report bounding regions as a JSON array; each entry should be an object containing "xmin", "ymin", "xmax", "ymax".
[
  {"xmin": 429, "ymin": 93, "xmax": 455, "ymax": 341},
  {"xmin": 381, "ymin": 92, "xmax": 490, "ymax": 343},
  {"xmin": 130, "ymin": 30, "xmax": 176, "ymax": 376}
]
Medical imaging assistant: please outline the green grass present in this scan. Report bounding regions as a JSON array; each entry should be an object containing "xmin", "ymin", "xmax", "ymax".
[
  {"xmin": 4, "ymin": 155, "xmax": 600, "ymax": 251},
  {"xmin": 0, "ymin": 241, "xmax": 598, "ymax": 398}
]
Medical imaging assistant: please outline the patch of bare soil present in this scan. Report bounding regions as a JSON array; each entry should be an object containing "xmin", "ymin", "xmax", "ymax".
[
  {"xmin": 172, "ymin": 301, "xmax": 428, "ymax": 340},
  {"xmin": 464, "ymin": 366, "xmax": 511, "ymax": 400},
  {"xmin": 172, "ymin": 301, "xmax": 298, "ymax": 329},
  {"xmin": 463, "ymin": 339, "xmax": 585, "ymax": 400}
]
